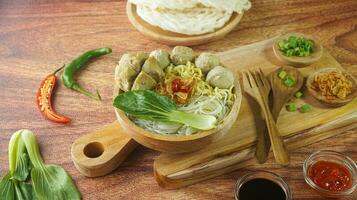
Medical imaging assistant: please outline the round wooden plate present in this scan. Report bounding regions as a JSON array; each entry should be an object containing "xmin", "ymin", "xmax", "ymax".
[{"xmin": 126, "ymin": 2, "xmax": 244, "ymax": 46}]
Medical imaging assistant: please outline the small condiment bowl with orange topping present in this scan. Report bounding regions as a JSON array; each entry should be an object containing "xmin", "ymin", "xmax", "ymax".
[
  {"xmin": 306, "ymin": 68, "xmax": 357, "ymax": 107},
  {"xmin": 303, "ymin": 150, "xmax": 357, "ymax": 198}
]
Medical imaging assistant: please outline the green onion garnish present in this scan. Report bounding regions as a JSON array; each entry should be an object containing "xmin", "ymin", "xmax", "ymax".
[
  {"xmin": 286, "ymin": 103, "xmax": 297, "ymax": 112},
  {"xmin": 284, "ymin": 76, "xmax": 296, "ymax": 87},
  {"xmin": 299, "ymin": 104, "xmax": 311, "ymax": 113},
  {"xmin": 295, "ymin": 91, "xmax": 303, "ymax": 98},
  {"xmin": 277, "ymin": 70, "xmax": 296, "ymax": 87},
  {"xmin": 278, "ymin": 70, "xmax": 288, "ymax": 79},
  {"xmin": 278, "ymin": 36, "xmax": 314, "ymax": 57}
]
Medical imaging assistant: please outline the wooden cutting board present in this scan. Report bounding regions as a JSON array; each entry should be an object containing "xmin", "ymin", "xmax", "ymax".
[{"xmin": 154, "ymin": 36, "xmax": 357, "ymax": 189}]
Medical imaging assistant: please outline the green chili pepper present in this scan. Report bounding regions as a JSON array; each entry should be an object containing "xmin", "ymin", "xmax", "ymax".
[{"xmin": 62, "ymin": 48, "xmax": 112, "ymax": 101}]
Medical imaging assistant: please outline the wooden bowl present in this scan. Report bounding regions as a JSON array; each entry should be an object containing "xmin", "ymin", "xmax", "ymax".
[
  {"xmin": 306, "ymin": 68, "xmax": 357, "ymax": 107},
  {"xmin": 113, "ymin": 78, "xmax": 242, "ymax": 154},
  {"xmin": 126, "ymin": 2, "xmax": 244, "ymax": 46},
  {"xmin": 273, "ymin": 33, "xmax": 323, "ymax": 67}
]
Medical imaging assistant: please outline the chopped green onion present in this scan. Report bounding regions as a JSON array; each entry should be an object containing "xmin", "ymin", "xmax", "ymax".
[
  {"xmin": 286, "ymin": 103, "xmax": 297, "ymax": 112},
  {"xmin": 278, "ymin": 36, "xmax": 315, "ymax": 57},
  {"xmin": 289, "ymin": 36, "xmax": 297, "ymax": 47},
  {"xmin": 277, "ymin": 70, "xmax": 296, "ymax": 87},
  {"xmin": 295, "ymin": 91, "xmax": 303, "ymax": 98},
  {"xmin": 284, "ymin": 76, "xmax": 296, "ymax": 87},
  {"xmin": 299, "ymin": 104, "xmax": 311, "ymax": 113},
  {"xmin": 278, "ymin": 70, "xmax": 288, "ymax": 79}
]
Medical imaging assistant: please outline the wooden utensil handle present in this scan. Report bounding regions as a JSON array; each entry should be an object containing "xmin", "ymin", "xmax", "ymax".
[
  {"xmin": 71, "ymin": 121, "xmax": 138, "ymax": 177},
  {"xmin": 261, "ymin": 101, "xmax": 290, "ymax": 166}
]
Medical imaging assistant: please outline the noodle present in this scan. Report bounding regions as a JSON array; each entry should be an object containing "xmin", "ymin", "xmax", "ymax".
[{"xmin": 133, "ymin": 62, "xmax": 235, "ymax": 135}]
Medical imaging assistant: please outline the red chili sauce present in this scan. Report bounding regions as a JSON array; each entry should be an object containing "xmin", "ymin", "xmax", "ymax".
[
  {"xmin": 309, "ymin": 160, "xmax": 352, "ymax": 192},
  {"xmin": 171, "ymin": 79, "xmax": 189, "ymax": 93}
]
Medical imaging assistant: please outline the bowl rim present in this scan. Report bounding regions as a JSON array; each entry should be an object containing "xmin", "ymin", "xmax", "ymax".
[
  {"xmin": 114, "ymin": 78, "xmax": 242, "ymax": 142},
  {"xmin": 306, "ymin": 67, "xmax": 357, "ymax": 106},
  {"xmin": 272, "ymin": 32, "xmax": 323, "ymax": 67},
  {"xmin": 303, "ymin": 150, "xmax": 357, "ymax": 197}
]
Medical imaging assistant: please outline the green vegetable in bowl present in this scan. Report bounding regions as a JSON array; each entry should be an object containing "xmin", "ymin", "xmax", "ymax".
[
  {"xmin": 113, "ymin": 90, "xmax": 217, "ymax": 130},
  {"xmin": 278, "ymin": 36, "xmax": 314, "ymax": 57},
  {"xmin": 0, "ymin": 130, "xmax": 81, "ymax": 200}
]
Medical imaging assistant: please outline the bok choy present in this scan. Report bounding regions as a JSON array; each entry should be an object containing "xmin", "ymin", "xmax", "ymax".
[
  {"xmin": 113, "ymin": 90, "xmax": 217, "ymax": 130},
  {"xmin": 0, "ymin": 129, "xmax": 81, "ymax": 200}
]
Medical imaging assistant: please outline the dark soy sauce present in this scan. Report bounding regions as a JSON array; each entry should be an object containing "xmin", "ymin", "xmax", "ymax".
[{"xmin": 238, "ymin": 178, "xmax": 286, "ymax": 200}]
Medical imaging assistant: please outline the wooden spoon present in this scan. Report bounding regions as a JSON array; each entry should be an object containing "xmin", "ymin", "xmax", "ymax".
[
  {"xmin": 244, "ymin": 69, "xmax": 290, "ymax": 165},
  {"xmin": 270, "ymin": 66, "xmax": 304, "ymax": 120},
  {"xmin": 255, "ymin": 66, "xmax": 304, "ymax": 164}
]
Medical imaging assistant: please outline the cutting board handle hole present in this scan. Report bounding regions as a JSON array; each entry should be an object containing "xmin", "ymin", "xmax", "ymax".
[{"xmin": 83, "ymin": 142, "xmax": 104, "ymax": 158}]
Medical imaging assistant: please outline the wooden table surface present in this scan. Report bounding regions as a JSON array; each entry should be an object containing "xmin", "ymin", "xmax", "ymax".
[{"xmin": 0, "ymin": 0, "xmax": 356, "ymax": 199}]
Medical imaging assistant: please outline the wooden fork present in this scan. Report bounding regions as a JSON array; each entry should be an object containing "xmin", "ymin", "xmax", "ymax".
[{"xmin": 243, "ymin": 69, "xmax": 290, "ymax": 166}]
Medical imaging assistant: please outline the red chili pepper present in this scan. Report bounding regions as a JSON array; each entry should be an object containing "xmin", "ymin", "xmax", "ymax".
[
  {"xmin": 172, "ymin": 78, "xmax": 191, "ymax": 93},
  {"xmin": 37, "ymin": 66, "xmax": 71, "ymax": 123},
  {"xmin": 179, "ymin": 85, "xmax": 190, "ymax": 93},
  {"xmin": 172, "ymin": 79, "xmax": 181, "ymax": 93}
]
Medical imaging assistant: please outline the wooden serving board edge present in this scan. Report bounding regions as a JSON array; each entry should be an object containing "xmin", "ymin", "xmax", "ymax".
[{"xmin": 154, "ymin": 111, "xmax": 357, "ymax": 189}]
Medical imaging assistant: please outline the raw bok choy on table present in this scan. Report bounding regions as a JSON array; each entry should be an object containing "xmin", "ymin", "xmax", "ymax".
[{"xmin": 0, "ymin": 129, "xmax": 80, "ymax": 200}]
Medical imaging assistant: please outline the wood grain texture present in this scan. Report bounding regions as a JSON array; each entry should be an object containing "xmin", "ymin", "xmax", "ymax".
[
  {"xmin": 0, "ymin": 0, "xmax": 356, "ymax": 199},
  {"xmin": 71, "ymin": 121, "xmax": 138, "ymax": 177},
  {"xmin": 154, "ymin": 38, "xmax": 356, "ymax": 189}
]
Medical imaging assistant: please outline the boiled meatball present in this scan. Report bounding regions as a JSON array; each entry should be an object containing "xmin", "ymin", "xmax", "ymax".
[
  {"xmin": 118, "ymin": 52, "xmax": 148, "ymax": 72},
  {"xmin": 206, "ymin": 66, "xmax": 234, "ymax": 89},
  {"xmin": 131, "ymin": 71, "xmax": 157, "ymax": 91},
  {"xmin": 150, "ymin": 49, "xmax": 170, "ymax": 69},
  {"xmin": 170, "ymin": 46, "xmax": 195, "ymax": 65},
  {"xmin": 195, "ymin": 53, "xmax": 220, "ymax": 74},
  {"xmin": 115, "ymin": 52, "xmax": 148, "ymax": 91},
  {"xmin": 142, "ymin": 56, "xmax": 164, "ymax": 82}
]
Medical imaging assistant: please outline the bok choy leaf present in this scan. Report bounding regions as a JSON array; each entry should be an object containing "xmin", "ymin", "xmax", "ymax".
[
  {"xmin": 0, "ymin": 129, "xmax": 81, "ymax": 200},
  {"xmin": 21, "ymin": 130, "xmax": 81, "ymax": 200},
  {"xmin": 0, "ymin": 172, "xmax": 35, "ymax": 200},
  {"xmin": 113, "ymin": 90, "xmax": 217, "ymax": 130},
  {"xmin": 1, "ymin": 130, "xmax": 35, "ymax": 200},
  {"xmin": 8, "ymin": 130, "xmax": 31, "ymax": 181}
]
